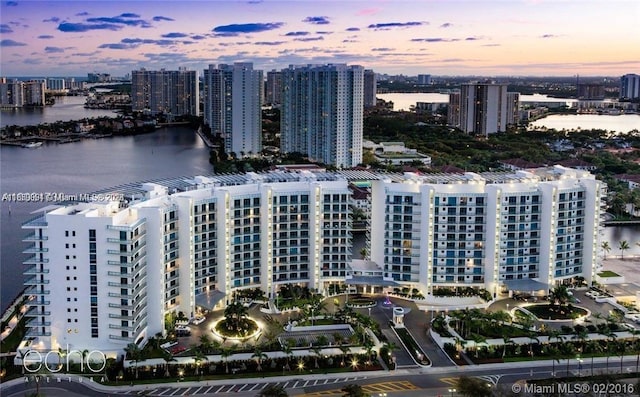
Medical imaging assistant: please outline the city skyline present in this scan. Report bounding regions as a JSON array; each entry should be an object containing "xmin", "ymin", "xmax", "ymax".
[{"xmin": 1, "ymin": 0, "xmax": 639, "ymax": 77}]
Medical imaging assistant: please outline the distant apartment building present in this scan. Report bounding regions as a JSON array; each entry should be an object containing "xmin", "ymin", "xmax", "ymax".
[
  {"xmin": 265, "ymin": 70, "xmax": 283, "ymax": 106},
  {"xmin": 0, "ymin": 78, "xmax": 45, "ymax": 107},
  {"xmin": 364, "ymin": 69, "xmax": 377, "ymax": 108},
  {"xmin": 620, "ymin": 74, "xmax": 640, "ymax": 100},
  {"xmin": 203, "ymin": 63, "xmax": 263, "ymax": 157},
  {"xmin": 47, "ymin": 78, "xmax": 66, "ymax": 92},
  {"xmin": 577, "ymin": 83, "xmax": 605, "ymax": 100},
  {"xmin": 506, "ymin": 92, "xmax": 521, "ymax": 126},
  {"xmin": 417, "ymin": 74, "xmax": 432, "ymax": 85},
  {"xmin": 281, "ymin": 64, "xmax": 364, "ymax": 168},
  {"xmin": 453, "ymin": 83, "xmax": 510, "ymax": 136},
  {"xmin": 18, "ymin": 166, "xmax": 604, "ymax": 354},
  {"xmin": 131, "ymin": 68, "xmax": 199, "ymax": 118},
  {"xmin": 87, "ymin": 73, "xmax": 112, "ymax": 83},
  {"xmin": 447, "ymin": 91, "xmax": 461, "ymax": 127}
]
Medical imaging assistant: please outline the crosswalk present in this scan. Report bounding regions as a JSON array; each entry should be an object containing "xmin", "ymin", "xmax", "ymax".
[
  {"xmin": 112, "ymin": 376, "xmax": 368, "ymax": 396},
  {"xmin": 300, "ymin": 380, "xmax": 419, "ymax": 396}
]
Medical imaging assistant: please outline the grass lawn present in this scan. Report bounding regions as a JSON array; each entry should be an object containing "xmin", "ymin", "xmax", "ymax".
[
  {"xmin": 394, "ymin": 327, "xmax": 430, "ymax": 366},
  {"xmin": 598, "ymin": 270, "xmax": 621, "ymax": 277}
]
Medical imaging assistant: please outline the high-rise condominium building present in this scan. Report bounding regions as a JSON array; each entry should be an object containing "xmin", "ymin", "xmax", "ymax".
[
  {"xmin": 620, "ymin": 74, "xmax": 640, "ymax": 100},
  {"xmin": 577, "ymin": 83, "xmax": 605, "ymax": 100},
  {"xmin": 281, "ymin": 64, "xmax": 364, "ymax": 168},
  {"xmin": 0, "ymin": 79, "xmax": 45, "ymax": 107},
  {"xmin": 203, "ymin": 63, "xmax": 263, "ymax": 157},
  {"xmin": 131, "ymin": 68, "xmax": 199, "ymax": 118},
  {"xmin": 506, "ymin": 92, "xmax": 520, "ymax": 126},
  {"xmin": 363, "ymin": 69, "xmax": 377, "ymax": 108},
  {"xmin": 456, "ymin": 83, "xmax": 509, "ymax": 136},
  {"xmin": 19, "ymin": 166, "xmax": 604, "ymax": 354},
  {"xmin": 417, "ymin": 74, "xmax": 432, "ymax": 85},
  {"xmin": 265, "ymin": 70, "xmax": 283, "ymax": 106}
]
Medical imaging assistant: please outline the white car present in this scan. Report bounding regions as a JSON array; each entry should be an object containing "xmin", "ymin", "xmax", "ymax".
[
  {"xmin": 191, "ymin": 316, "xmax": 205, "ymax": 325},
  {"xmin": 175, "ymin": 325, "xmax": 190, "ymax": 331}
]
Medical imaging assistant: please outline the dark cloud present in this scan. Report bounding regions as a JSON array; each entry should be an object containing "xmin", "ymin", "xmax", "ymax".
[
  {"xmin": 0, "ymin": 39, "xmax": 26, "ymax": 46},
  {"xmin": 315, "ymin": 31, "xmax": 332, "ymax": 35},
  {"xmin": 219, "ymin": 41, "xmax": 251, "ymax": 47},
  {"xmin": 86, "ymin": 16, "xmax": 151, "ymax": 28},
  {"xmin": 255, "ymin": 41, "xmax": 285, "ymax": 46},
  {"xmin": 37, "ymin": 35, "xmax": 54, "ymax": 39},
  {"xmin": 285, "ymin": 31, "xmax": 309, "ymax": 36},
  {"xmin": 372, "ymin": 47, "xmax": 394, "ymax": 51},
  {"xmin": 294, "ymin": 37, "xmax": 324, "ymax": 42},
  {"xmin": 303, "ymin": 16, "xmax": 330, "ymax": 25},
  {"xmin": 43, "ymin": 17, "xmax": 60, "ymax": 23},
  {"xmin": 76, "ymin": 12, "xmax": 89, "ymax": 16},
  {"xmin": 98, "ymin": 43, "xmax": 138, "ymax": 50},
  {"xmin": 482, "ymin": 44, "xmax": 501, "ymax": 47},
  {"xmin": 120, "ymin": 38, "xmax": 176, "ymax": 46},
  {"xmin": 58, "ymin": 22, "xmax": 121, "ymax": 32},
  {"xmin": 0, "ymin": 24, "xmax": 12, "ymax": 33},
  {"xmin": 465, "ymin": 36, "xmax": 480, "ymax": 41},
  {"xmin": 212, "ymin": 22, "xmax": 284, "ymax": 36},
  {"xmin": 540, "ymin": 34, "xmax": 557, "ymax": 38},
  {"xmin": 45, "ymin": 46, "xmax": 64, "ymax": 53},
  {"xmin": 368, "ymin": 22, "xmax": 424, "ymax": 30},
  {"xmin": 191, "ymin": 35, "xmax": 207, "ymax": 40},
  {"xmin": 342, "ymin": 39, "xmax": 358, "ymax": 43},
  {"xmin": 118, "ymin": 13, "xmax": 140, "ymax": 18},
  {"xmin": 5, "ymin": 1, "xmax": 18, "ymax": 6},
  {"xmin": 162, "ymin": 32, "xmax": 188, "ymax": 38},
  {"xmin": 411, "ymin": 38, "xmax": 458, "ymax": 43},
  {"xmin": 72, "ymin": 51, "xmax": 100, "ymax": 56},
  {"xmin": 440, "ymin": 23, "xmax": 452, "ymax": 28},
  {"xmin": 153, "ymin": 16, "xmax": 175, "ymax": 22},
  {"xmin": 346, "ymin": 27, "xmax": 360, "ymax": 32}
]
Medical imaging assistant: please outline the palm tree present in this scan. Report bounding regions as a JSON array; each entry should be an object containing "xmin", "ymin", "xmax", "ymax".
[
  {"xmin": 252, "ymin": 347, "xmax": 268, "ymax": 371},
  {"xmin": 549, "ymin": 284, "xmax": 570, "ymax": 309},
  {"xmin": 631, "ymin": 329, "xmax": 640, "ymax": 373},
  {"xmin": 193, "ymin": 349, "xmax": 207, "ymax": 376},
  {"xmin": 601, "ymin": 241, "xmax": 611, "ymax": 259},
  {"xmin": 471, "ymin": 334, "xmax": 487, "ymax": 359},
  {"xmin": 316, "ymin": 334, "xmax": 329, "ymax": 347},
  {"xmin": 223, "ymin": 301, "xmax": 249, "ymax": 334},
  {"xmin": 585, "ymin": 340, "xmax": 602, "ymax": 376},
  {"xmin": 310, "ymin": 345, "xmax": 322, "ymax": 368},
  {"xmin": 124, "ymin": 343, "xmax": 144, "ymax": 379},
  {"xmin": 339, "ymin": 345, "xmax": 351, "ymax": 367},
  {"xmin": 199, "ymin": 334, "xmax": 212, "ymax": 354},
  {"xmin": 618, "ymin": 340, "xmax": 627, "ymax": 374},
  {"xmin": 161, "ymin": 349, "xmax": 175, "ymax": 377},
  {"xmin": 605, "ymin": 331, "xmax": 617, "ymax": 374},
  {"xmin": 545, "ymin": 344, "xmax": 560, "ymax": 377},
  {"xmin": 281, "ymin": 341, "xmax": 293, "ymax": 369},
  {"xmin": 258, "ymin": 383, "xmax": 288, "ymax": 397},
  {"xmin": 221, "ymin": 346, "xmax": 235, "ymax": 374},
  {"xmin": 501, "ymin": 335, "xmax": 514, "ymax": 359},
  {"xmin": 619, "ymin": 240, "xmax": 630, "ymax": 260}
]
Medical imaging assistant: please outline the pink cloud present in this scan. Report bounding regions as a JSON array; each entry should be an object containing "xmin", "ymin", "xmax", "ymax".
[{"xmin": 357, "ymin": 8, "xmax": 380, "ymax": 16}]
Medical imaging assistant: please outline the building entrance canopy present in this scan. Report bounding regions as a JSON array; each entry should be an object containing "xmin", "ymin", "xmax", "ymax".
[
  {"xmin": 504, "ymin": 279, "xmax": 548, "ymax": 292},
  {"xmin": 345, "ymin": 276, "xmax": 400, "ymax": 287}
]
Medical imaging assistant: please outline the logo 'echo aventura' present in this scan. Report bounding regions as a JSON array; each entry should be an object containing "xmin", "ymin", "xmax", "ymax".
[{"xmin": 22, "ymin": 345, "xmax": 106, "ymax": 373}]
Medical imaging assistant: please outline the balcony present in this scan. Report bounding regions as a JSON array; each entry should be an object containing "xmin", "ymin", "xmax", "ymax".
[
  {"xmin": 26, "ymin": 329, "xmax": 51, "ymax": 337},
  {"xmin": 26, "ymin": 318, "xmax": 51, "ymax": 327},
  {"xmin": 24, "ymin": 306, "xmax": 50, "ymax": 317},
  {"xmin": 23, "ymin": 233, "xmax": 48, "ymax": 242},
  {"xmin": 24, "ymin": 255, "xmax": 49, "ymax": 265},
  {"xmin": 24, "ymin": 276, "xmax": 50, "ymax": 286},
  {"xmin": 24, "ymin": 265, "xmax": 49, "ymax": 275},
  {"xmin": 25, "ymin": 286, "xmax": 50, "ymax": 296},
  {"xmin": 108, "ymin": 313, "xmax": 135, "ymax": 321},
  {"xmin": 22, "ymin": 215, "xmax": 48, "ymax": 228},
  {"xmin": 22, "ymin": 246, "xmax": 49, "ymax": 254}
]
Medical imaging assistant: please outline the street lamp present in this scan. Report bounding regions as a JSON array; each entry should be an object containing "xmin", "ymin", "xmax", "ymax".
[{"xmin": 448, "ymin": 388, "xmax": 456, "ymax": 397}]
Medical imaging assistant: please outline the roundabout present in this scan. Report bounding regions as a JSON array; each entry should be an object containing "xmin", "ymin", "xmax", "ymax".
[{"xmin": 520, "ymin": 304, "xmax": 590, "ymax": 322}]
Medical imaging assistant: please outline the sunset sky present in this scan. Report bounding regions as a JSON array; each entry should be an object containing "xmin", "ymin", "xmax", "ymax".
[{"xmin": 1, "ymin": 0, "xmax": 639, "ymax": 77}]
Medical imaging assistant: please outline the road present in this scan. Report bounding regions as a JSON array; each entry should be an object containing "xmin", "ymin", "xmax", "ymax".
[{"xmin": 3, "ymin": 357, "xmax": 639, "ymax": 397}]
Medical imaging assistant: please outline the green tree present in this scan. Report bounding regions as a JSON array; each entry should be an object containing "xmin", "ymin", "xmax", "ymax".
[
  {"xmin": 455, "ymin": 376, "xmax": 492, "ymax": 397},
  {"xmin": 161, "ymin": 349, "xmax": 175, "ymax": 377},
  {"xmin": 252, "ymin": 347, "xmax": 268, "ymax": 372},
  {"xmin": 549, "ymin": 284, "xmax": 571, "ymax": 309},
  {"xmin": 619, "ymin": 240, "xmax": 630, "ymax": 260},
  {"xmin": 124, "ymin": 343, "xmax": 144, "ymax": 379},
  {"xmin": 258, "ymin": 383, "xmax": 288, "ymax": 397},
  {"xmin": 601, "ymin": 241, "xmax": 611, "ymax": 259},
  {"xmin": 341, "ymin": 384, "xmax": 370, "ymax": 397}
]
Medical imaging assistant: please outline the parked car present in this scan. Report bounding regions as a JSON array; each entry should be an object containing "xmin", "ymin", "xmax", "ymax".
[{"xmin": 191, "ymin": 316, "xmax": 205, "ymax": 325}]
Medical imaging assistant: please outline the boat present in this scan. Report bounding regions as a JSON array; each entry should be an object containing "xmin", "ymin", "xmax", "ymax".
[{"xmin": 21, "ymin": 141, "xmax": 43, "ymax": 148}]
